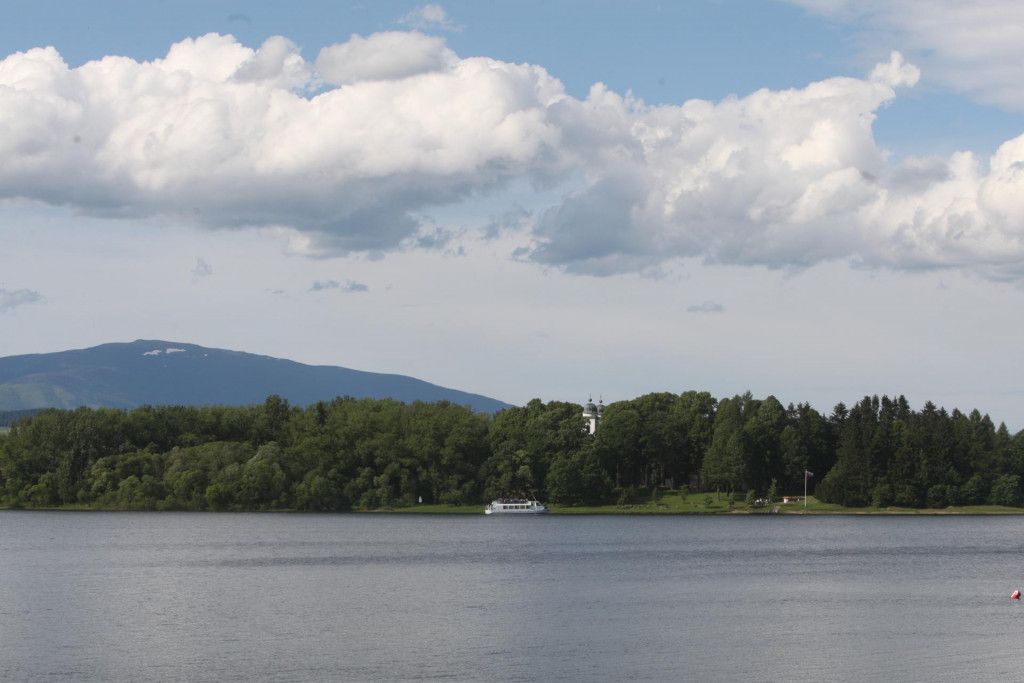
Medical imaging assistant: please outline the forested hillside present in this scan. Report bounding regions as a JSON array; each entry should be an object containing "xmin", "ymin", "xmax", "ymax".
[
  {"xmin": 1, "ymin": 392, "xmax": 1021, "ymax": 511},
  {"xmin": 0, "ymin": 340, "xmax": 512, "ymax": 413},
  {"xmin": 0, "ymin": 409, "xmax": 43, "ymax": 428}
]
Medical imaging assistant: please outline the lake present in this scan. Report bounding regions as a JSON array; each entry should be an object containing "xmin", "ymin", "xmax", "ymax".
[{"xmin": 1, "ymin": 511, "xmax": 1023, "ymax": 682}]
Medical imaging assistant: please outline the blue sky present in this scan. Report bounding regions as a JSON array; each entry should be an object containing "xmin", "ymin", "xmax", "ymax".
[
  {"xmin": 5, "ymin": 1, "xmax": 1018, "ymax": 156},
  {"xmin": 2, "ymin": 0, "xmax": 1024, "ymax": 427}
]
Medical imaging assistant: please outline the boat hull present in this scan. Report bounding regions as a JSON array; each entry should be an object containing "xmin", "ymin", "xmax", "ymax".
[{"xmin": 484, "ymin": 499, "xmax": 548, "ymax": 514}]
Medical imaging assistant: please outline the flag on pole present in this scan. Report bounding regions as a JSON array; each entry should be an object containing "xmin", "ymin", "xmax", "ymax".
[{"xmin": 805, "ymin": 470, "xmax": 814, "ymax": 478}]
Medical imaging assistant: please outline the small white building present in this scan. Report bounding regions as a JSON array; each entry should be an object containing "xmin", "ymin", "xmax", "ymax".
[{"xmin": 583, "ymin": 396, "xmax": 604, "ymax": 435}]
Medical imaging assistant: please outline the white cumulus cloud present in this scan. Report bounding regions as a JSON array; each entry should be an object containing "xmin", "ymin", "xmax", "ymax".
[
  {"xmin": 315, "ymin": 31, "xmax": 455, "ymax": 85},
  {"xmin": 1, "ymin": 33, "xmax": 1024, "ymax": 282},
  {"xmin": 527, "ymin": 51, "xmax": 1024, "ymax": 280},
  {"xmin": 398, "ymin": 4, "xmax": 464, "ymax": 32},
  {"xmin": 0, "ymin": 32, "xmax": 567, "ymax": 255}
]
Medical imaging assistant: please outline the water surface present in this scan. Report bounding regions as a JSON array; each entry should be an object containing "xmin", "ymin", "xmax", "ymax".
[{"xmin": 1, "ymin": 512, "xmax": 1022, "ymax": 682}]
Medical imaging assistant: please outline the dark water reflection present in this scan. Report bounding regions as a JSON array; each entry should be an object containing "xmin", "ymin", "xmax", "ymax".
[{"xmin": 1, "ymin": 511, "xmax": 1023, "ymax": 682}]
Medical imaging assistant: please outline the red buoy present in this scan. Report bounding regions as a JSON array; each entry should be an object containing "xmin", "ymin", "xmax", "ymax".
[{"xmin": 1012, "ymin": 590, "xmax": 1020, "ymax": 600}]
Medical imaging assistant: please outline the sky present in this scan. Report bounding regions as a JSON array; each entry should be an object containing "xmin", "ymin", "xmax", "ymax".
[{"xmin": 2, "ymin": 1, "xmax": 1024, "ymax": 428}]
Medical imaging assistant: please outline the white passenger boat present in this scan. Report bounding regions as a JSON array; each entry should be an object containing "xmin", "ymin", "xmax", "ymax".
[{"xmin": 484, "ymin": 498, "xmax": 548, "ymax": 514}]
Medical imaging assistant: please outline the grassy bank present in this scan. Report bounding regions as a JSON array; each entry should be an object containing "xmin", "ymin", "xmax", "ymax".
[
  {"xmin": 549, "ymin": 489, "xmax": 825, "ymax": 514},
  {"xmin": 550, "ymin": 490, "xmax": 1024, "ymax": 514},
  {"xmin": 376, "ymin": 489, "xmax": 1024, "ymax": 515}
]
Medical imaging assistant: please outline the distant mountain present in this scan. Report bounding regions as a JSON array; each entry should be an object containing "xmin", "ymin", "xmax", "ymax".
[{"xmin": 0, "ymin": 340, "xmax": 513, "ymax": 413}]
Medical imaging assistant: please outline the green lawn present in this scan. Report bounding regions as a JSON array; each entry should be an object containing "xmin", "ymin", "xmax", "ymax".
[
  {"xmin": 368, "ymin": 490, "xmax": 1009, "ymax": 515},
  {"xmin": 378, "ymin": 503, "xmax": 482, "ymax": 514},
  {"xmin": 342, "ymin": 490, "xmax": 1024, "ymax": 515},
  {"xmin": 549, "ymin": 489, "xmax": 780, "ymax": 514},
  {"xmin": 548, "ymin": 490, "xmax": 1024, "ymax": 515}
]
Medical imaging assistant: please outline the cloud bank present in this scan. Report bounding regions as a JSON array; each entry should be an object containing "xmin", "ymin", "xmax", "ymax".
[
  {"xmin": 398, "ymin": 4, "xmax": 464, "ymax": 33},
  {"xmin": 1, "ymin": 32, "xmax": 1023, "ymax": 280}
]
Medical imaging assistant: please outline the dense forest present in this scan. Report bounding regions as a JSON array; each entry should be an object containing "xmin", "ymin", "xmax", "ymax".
[{"xmin": 1, "ymin": 392, "xmax": 1022, "ymax": 511}]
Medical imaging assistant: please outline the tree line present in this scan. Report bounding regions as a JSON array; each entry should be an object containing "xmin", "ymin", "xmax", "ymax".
[{"xmin": 0, "ymin": 392, "xmax": 1021, "ymax": 510}]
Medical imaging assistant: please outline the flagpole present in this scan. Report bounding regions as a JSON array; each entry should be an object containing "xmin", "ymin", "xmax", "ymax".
[{"xmin": 804, "ymin": 471, "xmax": 807, "ymax": 508}]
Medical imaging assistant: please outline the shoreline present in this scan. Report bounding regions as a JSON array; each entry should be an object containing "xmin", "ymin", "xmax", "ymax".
[{"xmin": 5, "ymin": 503, "xmax": 1024, "ymax": 515}]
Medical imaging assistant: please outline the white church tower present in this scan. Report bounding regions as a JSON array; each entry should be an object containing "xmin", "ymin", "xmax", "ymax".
[{"xmin": 583, "ymin": 396, "xmax": 604, "ymax": 435}]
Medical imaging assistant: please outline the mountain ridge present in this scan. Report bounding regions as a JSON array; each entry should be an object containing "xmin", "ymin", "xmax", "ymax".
[{"xmin": 0, "ymin": 340, "xmax": 513, "ymax": 413}]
